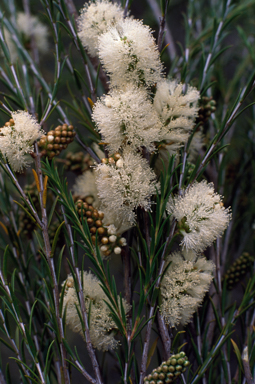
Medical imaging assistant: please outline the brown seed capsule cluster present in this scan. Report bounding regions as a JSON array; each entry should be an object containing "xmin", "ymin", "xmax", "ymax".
[
  {"xmin": 38, "ymin": 124, "xmax": 76, "ymax": 159},
  {"xmin": 19, "ymin": 183, "xmax": 39, "ymax": 237},
  {"xmin": 224, "ymin": 252, "xmax": 254, "ymax": 290},
  {"xmin": 144, "ymin": 352, "xmax": 190, "ymax": 384},
  {"xmin": 75, "ymin": 198, "xmax": 127, "ymax": 257},
  {"xmin": 196, "ymin": 96, "xmax": 216, "ymax": 127},
  {"xmin": 64, "ymin": 151, "xmax": 93, "ymax": 174}
]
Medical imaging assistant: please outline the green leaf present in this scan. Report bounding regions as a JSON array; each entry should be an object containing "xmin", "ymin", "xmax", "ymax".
[
  {"xmin": 3, "ymin": 244, "xmax": 9, "ymax": 282},
  {"xmin": 146, "ymin": 337, "xmax": 159, "ymax": 369},
  {"xmin": 57, "ymin": 245, "xmax": 65, "ymax": 284},
  {"xmin": 44, "ymin": 340, "xmax": 55, "ymax": 376},
  {"xmin": 0, "ymin": 337, "xmax": 16, "ymax": 353},
  {"xmin": 231, "ymin": 339, "xmax": 244, "ymax": 373},
  {"xmin": 50, "ymin": 221, "xmax": 65, "ymax": 257}
]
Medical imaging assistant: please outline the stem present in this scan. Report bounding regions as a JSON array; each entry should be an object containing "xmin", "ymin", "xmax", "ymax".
[
  {"xmin": 147, "ymin": 0, "xmax": 176, "ymax": 60},
  {"xmin": 216, "ymin": 238, "xmax": 231, "ymax": 383},
  {"xmin": 65, "ymin": 0, "xmax": 78, "ymax": 19},
  {"xmin": 157, "ymin": 312, "xmax": 171, "ymax": 359},
  {"xmin": 122, "ymin": 238, "xmax": 132, "ymax": 308},
  {"xmin": 55, "ymin": 0, "xmax": 96, "ymax": 103},
  {"xmin": 242, "ymin": 347, "xmax": 254, "ymax": 384},
  {"xmin": 124, "ymin": 0, "xmax": 130, "ymax": 18},
  {"xmin": 139, "ymin": 220, "xmax": 176, "ymax": 383},
  {"xmin": 0, "ymin": 272, "xmax": 45, "ymax": 383},
  {"xmin": 200, "ymin": 0, "xmax": 232, "ymax": 89},
  {"xmin": 0, "ymin": 370, "xmax": 7, "ymax": 384},
  {"xmin": 75, "ymin": 135, "xmax": 101, "ymax": 164},
  {"xmin": 179, "ymin": 141, "xmax": 188, "ymax": 195},
  {"xmin": 196, "ymin": 311, "xmax": 206, "ymax": 384},
  {"xmin": 0, "ymin": 310, "xmax": 31, "ymax": 380},
  {"xmin": 60, "ymin": 206, "xmax": 103, "ymax": 384},
  {"xmin": 33, "ymin": 142, "xmax": 71, "ymax": 384},
  {"xmin": 144, "ymin": 211, "xmax": 151, "ymax": 256}
]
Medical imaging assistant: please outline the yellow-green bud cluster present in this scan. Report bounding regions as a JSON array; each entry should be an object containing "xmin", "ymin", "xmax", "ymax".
[
  {"xmin": 144, "ymin": 352, "xmax": 190, "ymax": 384},
  {"xmin": 19, "ymin": 183, "xmax": 39, "ymax": 237},
  {"xmin": 38, "ymin": 124, "xmax": 76, "ymax": 159},
  {"xmin": 196, "ymin": 96, "xmax": 216, "ymax": 127},
  {"xmin": 64, "ymin": 151, "xmax": 93, "ymax": 174},
  {"xmin": 75, "ymin": 198, "xmax": 126, "ymax": 257},
  {"xmin": 224, "ymin": 252, "xmax": 254, "ymax": 290}
]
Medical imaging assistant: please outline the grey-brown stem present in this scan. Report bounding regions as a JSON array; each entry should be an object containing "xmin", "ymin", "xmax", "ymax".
[
  {"xmin": 157, "ymin": 312, "xmax": 171, "ymax": 359},
  {"xmin": 34, "ymin": 142, "xmax": 71, "ymax": 384},
  {"xmin": 60, "ymin": 206, "xmax": 103, "ymax": 384}
]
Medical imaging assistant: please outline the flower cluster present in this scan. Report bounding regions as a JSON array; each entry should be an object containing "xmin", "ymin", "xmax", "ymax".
[
  {"xmin": 167, "ymin": 181, "xmax": 231, "ymax": 252},
  {"xmin": 95, "ymin": 147, "xmax": 159, "ymax": 224},
  {"xmin": 4, "ymin": 12, "xmax": 49, "ymax": 61},
  {"xmin": 0, "ymin": 111, "xmax": 44, "ymax": 172},
  {"xmin": 160, "ymin": 250, "xmax": 215, "ymax": 327},
  {"xmin": 62, "ymin": 271, "xmax": 130, "ymax": 351},
  {"xmin": 78, "ymin": 0, "xmax": 201, "ymax": 233}
]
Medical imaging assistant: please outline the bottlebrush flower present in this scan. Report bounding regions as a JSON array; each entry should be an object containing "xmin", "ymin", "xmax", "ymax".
[
  {"xmin": 3, "ymin": 12, "xmax": 49, "ymax": 61},
  {"xmin": 98, "ymin": 18, "xmax": 163, "ymax": 88},
  {"xmin": 0, "ymin": 111, "xmax": 44, "ymax": 172},
  {"xmin": 95, "ymin": 146, "xmax": 158, "ymax": 225},
  {"xmin": 62, "ymin": 271, "xmax": 130, "ymax": 351},
  {"xmin": 154, "ymin": 80, "xmax": 200, "ymax": 150},
  {"xmin": 78, "ymin": 0, "xmax": 124, "ymax": 57},
  {"xmin": 160, "ymin": 250, "xmax": 215, "ymax": 327},
  {"xmin": 167, "ymin": 181, "xmax": 231, "ymax": 252},
  {"xmin": 92, "ymin": 85, "xmax": 162, "ymax": 153}
]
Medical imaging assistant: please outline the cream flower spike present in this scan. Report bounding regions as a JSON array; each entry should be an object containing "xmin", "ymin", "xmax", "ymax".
[
  {"xmin": 98, "ymin": 18, "xmax": 163, "ymax": 88},
  {"xmin": 95, "ymin": 146, "xmax": 159, "ymax": 225},
  {"xmin": 160, "ymin": 250, "xmax": 215, "ymax": 327},
  {"xmin": 167, "ymin": 181, "xmax": 231, "ymax": 252},
  {"xmin": 92, "ymin": 84, "xmax": 162, "ymax": 153},
  {"xmin": 78, "ymin": 0, "xmax": 124, "ymax": 57},
  {"xmin": 0, "ymin": 111, "xmax": 44, "ymax": 172},
  {"xmin": 62, "ymin": 271, "xmax": 130, "ymax": 351},
  {"xmin": 154, "ymin": 79, "xmax": 200, "ymax": 148}
]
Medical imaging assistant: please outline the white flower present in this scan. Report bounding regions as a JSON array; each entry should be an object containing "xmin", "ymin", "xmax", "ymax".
[
  {"xmin": 77, "ymin": 0, "xmax": 124, "ymax": 57},
  {"xmin": 3, "ymin": 12, "xmax": 49, "ymax": 61},
  {"xmin": 72, "ymin": 170, "xmax": 100, "ymax": 208},
  {"xmin": 62, "ymin": 271, "xmax": 130, "ymax": 351},
  {"xmin": 167, "ymin": 181, "xmax": 231, "ymax": 252},
  {"xmin": 0, "ymin": 111, "xmax": 44, "ymax": 172},
  {"xmin": 98, "ymin": 18, "xmax": 163, "ymax": 88},
  {"xmin": 160, "ymin": 250, "xmax": 215, "ymax": 327},
  {"xmin": 92, "ymin": 85, "xmax": 162, "ymax": 153},
  {"xmin": 154, "ymin": 80, "xmax": 200, "ymax": 150},
  {"xmin": 95, "ymin": 146, "xmax": 159, "ymax": 224}
]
